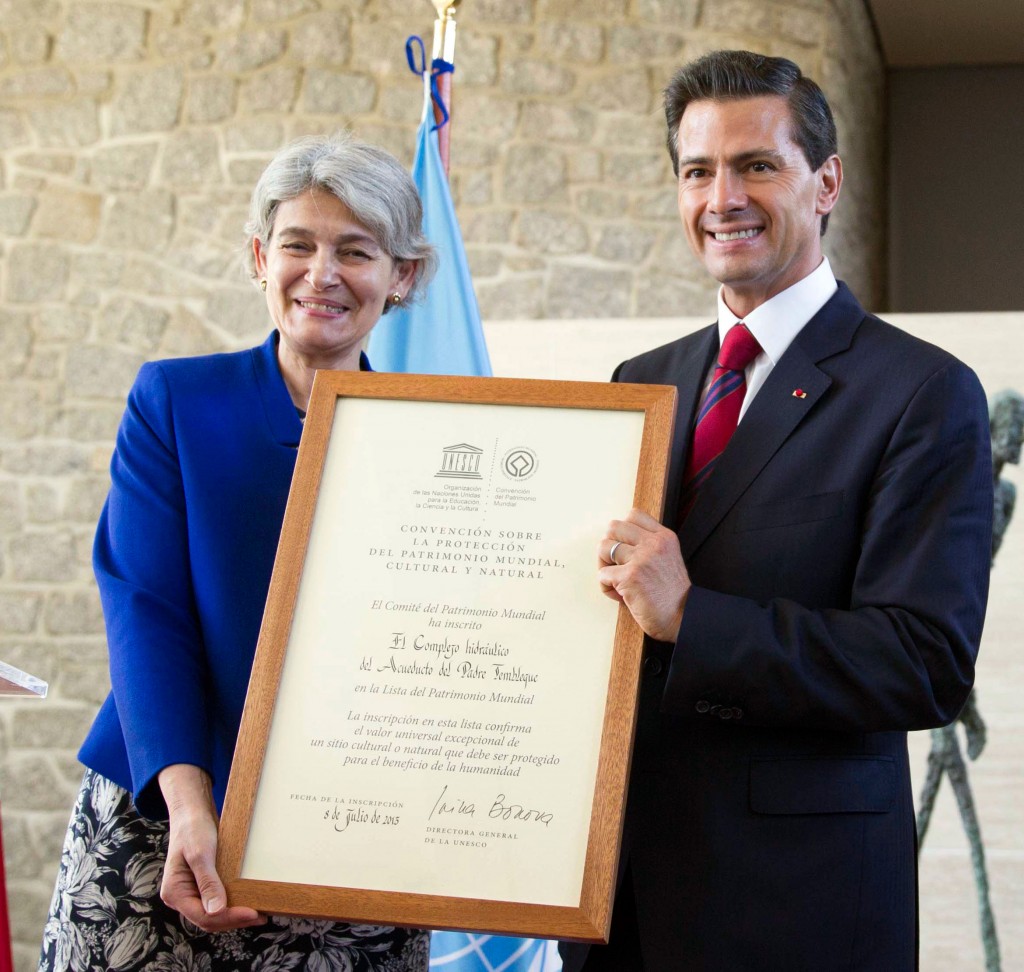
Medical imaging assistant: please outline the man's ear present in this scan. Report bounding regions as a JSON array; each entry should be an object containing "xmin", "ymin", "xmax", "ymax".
[{"xmin": 816, "ymin": 154, "xmax": 843, "ymax": 217}]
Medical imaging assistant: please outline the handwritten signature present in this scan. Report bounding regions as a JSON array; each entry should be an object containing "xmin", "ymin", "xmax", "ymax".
[{"xmin": 428, "ymin": 784, "xmax": 553, "ymax": 826}]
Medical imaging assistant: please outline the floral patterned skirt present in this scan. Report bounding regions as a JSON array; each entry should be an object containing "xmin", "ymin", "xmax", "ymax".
[{"xmin": 39, "ymin": 769, "xmax": 430, "ymax": 972}]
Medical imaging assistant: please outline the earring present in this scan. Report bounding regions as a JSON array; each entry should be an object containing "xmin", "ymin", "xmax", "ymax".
[
  {"xmin": 260, "ymin": 279, "xmax": 267, "ymax": 292},
  {"xmin": 390, "ymin": 292, "xmax": 402, "ymax": 305}
]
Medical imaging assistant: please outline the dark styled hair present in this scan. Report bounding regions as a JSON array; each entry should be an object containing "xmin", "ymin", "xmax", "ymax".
[{"xmin": 664, "ymin": 50, "xmax": 838, "ymax": 233}]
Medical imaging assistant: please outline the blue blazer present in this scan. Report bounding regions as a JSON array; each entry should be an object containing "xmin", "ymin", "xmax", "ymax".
[
  {"xmin": 80, "ymin": 332, "xmax": 310, "ymax": 818},
  {"xmin": 562, "ymin": 284, "xmax": 992, "ymax": 971}
]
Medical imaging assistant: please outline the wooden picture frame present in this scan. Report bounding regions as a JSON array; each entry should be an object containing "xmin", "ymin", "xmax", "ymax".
[{"xmin": 218, "ymin": 372, "xmax": 676, "ymax": 942}]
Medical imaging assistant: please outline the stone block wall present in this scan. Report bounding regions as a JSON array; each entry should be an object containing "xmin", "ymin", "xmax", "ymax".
[{"xmin": 0, "ymin": 1, "xmax": 882, "ymax": 966}]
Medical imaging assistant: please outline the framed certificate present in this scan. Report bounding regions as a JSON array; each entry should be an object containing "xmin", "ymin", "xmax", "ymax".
[{"xmin": 218, "ymin": 373, "xmax": 676, "ymax": 942}]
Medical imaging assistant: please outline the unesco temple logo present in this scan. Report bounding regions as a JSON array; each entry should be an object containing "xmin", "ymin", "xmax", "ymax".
[
  {"xmin": 501, "ymin": 446, "xmax": 538, "ymax": 481},
  {"xmin": 435, "ymin": 443, "xmax": 484, "ymax": 479}
]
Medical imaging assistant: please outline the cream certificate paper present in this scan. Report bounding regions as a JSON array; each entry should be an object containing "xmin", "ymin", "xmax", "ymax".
[{"xmin": 239, "ymin": 397, "xmax": 645, "ymax": 907}]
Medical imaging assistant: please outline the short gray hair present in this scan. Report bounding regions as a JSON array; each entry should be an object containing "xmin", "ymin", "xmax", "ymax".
[{"xmin": 244, "ymin": 132, "xmax": 437, "ymax": 303}]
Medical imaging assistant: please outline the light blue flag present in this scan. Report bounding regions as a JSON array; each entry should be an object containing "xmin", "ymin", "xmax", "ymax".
[
  {"xmin": 366, "ymin": 68, "xmax": 491, "ymax": 376},
  {"xmin": 373, "ymin": 42, "xmax": 559, "ymax": 972}
]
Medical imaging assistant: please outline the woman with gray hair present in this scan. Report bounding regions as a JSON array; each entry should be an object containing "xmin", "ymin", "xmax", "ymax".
[{"xmin": 39, "ymin": 134, "xmax": 436, "ymax": 972}]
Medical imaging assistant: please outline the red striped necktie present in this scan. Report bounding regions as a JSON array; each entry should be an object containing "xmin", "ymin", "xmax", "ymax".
[{"xmin": 680, "ymin": 323, "xmax": 763, "ymax": 520}]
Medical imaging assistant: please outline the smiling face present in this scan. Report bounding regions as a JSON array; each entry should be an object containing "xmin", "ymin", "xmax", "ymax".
[
  {"xmin": 675, "ymin": 95, "xmax": 842, "ymax": 318},
  {"xmin": 253, "ymin": 187, "xmax": 415, "ymax": 373}
]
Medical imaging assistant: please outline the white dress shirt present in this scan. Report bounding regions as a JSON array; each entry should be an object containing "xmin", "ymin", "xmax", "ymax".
[{"xmin": 716, "ymin": 258, "xmax": 838, "ymax": 422}]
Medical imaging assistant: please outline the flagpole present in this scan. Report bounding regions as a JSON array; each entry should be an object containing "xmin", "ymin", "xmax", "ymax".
[{"xmin": 430, "ymin": 0, "xmax": 460, "ymax": 176}]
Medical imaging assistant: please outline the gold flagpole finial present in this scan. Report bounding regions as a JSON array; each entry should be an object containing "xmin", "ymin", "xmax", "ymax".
[{"xmin": 431, "ymin": 0, "xmax": 461, "ymax": 19}]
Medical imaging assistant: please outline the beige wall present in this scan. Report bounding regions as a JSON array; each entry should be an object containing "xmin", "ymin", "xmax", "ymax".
[{"xmin": 0, "ymin": 1, "xmax": 883, "ymax": 966}]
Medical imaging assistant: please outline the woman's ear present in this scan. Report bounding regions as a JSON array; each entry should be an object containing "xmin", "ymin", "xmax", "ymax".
[
  {"xmin": 252, "ymin": 236, "xmax": 268, "ymax": 280},
  {"xmin": 393, "ymin": 258, "xmax": 418, "ymax": 296}
]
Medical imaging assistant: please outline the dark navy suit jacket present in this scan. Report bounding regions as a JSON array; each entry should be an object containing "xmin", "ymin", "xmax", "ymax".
[
  {"xmin": 562, "ymin": 284, "xmax": 992, "ymax": 971},
  {"xmin": 80, "ymin": 332, "xmax": 312, "ymax": 818}
]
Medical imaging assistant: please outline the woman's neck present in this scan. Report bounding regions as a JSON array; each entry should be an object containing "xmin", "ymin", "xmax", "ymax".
[{"xmin": 276, "ymin": 340, "xmax": 362, "ymax": 411}]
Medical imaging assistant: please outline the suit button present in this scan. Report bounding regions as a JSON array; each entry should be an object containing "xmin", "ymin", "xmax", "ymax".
[
  {"xmin": 643, "ymin": 656, "xmax": 663, "ymax": 676},
  {"xmin": 732, "ymin": 708, "xmax": 744, "ymax": 720},
  {"xmin": 695, "ymin": 700, "xmax": 710, "ymax": 714},
  {"xmin": 718, "ymin": 707, "xmax": 733, "ymax": 720}
]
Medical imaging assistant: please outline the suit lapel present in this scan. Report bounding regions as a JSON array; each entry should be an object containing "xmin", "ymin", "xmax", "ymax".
[
  {"xmin": 662, "ymin": 325, "xmax": 719, "ymax": 522},
  {"xmin": 678, "ymin": 283, "xmax": 866, "ymax": 560},
  {"xmin": 253, "ymin": 330, "xmax": 304, "ymax": 448}
]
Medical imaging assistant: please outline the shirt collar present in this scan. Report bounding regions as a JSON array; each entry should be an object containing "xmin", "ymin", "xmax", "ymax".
[{"xmin": 716, "ymin": 258, "xmax": 838, "ymax": 365}]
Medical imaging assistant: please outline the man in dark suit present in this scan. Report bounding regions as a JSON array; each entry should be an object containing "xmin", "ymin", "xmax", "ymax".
[{"xmin": 561, "ymin": 50, "xmax": 992, "ymax": 971}]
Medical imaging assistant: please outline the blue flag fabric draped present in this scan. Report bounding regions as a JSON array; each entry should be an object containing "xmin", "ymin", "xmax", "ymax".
[
  {"xmin": 366, "ymin": 56, "xmax": 491, "ymax": 376},
  {"xmin": 372, "ymin": 39, "xmax": 558, "ymax": 972},
  {"xmin": 429, "ymin": 934, "xmax": 562, "ymax": 972}
]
